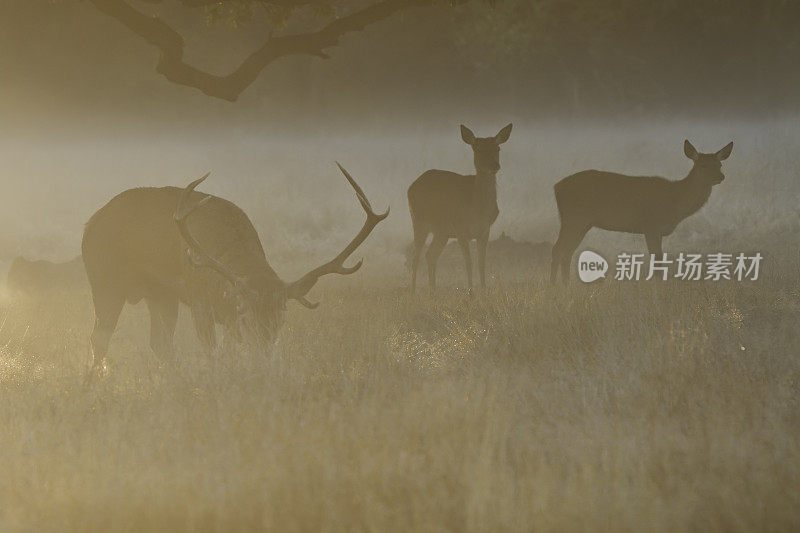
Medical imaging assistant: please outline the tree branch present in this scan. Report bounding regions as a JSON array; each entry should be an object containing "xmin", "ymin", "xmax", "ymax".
[
  {"xmin": 135, "ymin": 0, "xmax": 315, "ymax": 7},
  {"xmin": 89, "ymin": 0, "xmax": 433, "ymax": 101}
]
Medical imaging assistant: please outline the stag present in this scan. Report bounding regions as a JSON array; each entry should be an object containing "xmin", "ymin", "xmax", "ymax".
[
  {"xmin": 82, "ymin": 164, "xmax": 388, "ymax": 377},
  {"xmin": 550, "ymin": 140, "xmax": 733, "ymax": 282},
  {"xmin": 407, "ymin": 123, "xmax": 513, "ymax": 292}
]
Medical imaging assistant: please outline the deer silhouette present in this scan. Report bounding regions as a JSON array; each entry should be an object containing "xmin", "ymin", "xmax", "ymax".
[
  {"xmin": 407, "ymin": 123, "xmax": 513, "ymax": 292},
  {"xmin": 551, "ymin": 140, "xmax": 733, "ymax": 282},
  {"xmin": 82, "ymin": 165, "xmax": 387, "ymax": 380}
]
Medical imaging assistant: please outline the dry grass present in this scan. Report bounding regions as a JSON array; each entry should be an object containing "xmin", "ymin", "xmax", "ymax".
[
  {"xmin": 1, "ymin": 123, "xmax": 799, "ymax": 530},
  {"xmin": 0, "ymin": 263, "xmax": 798, "ymax": 531}
]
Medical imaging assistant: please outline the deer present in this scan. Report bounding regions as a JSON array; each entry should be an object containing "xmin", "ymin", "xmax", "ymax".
[
  {"xmin": 81, "ymin": 164, "xmax": 388, "ymax": 379},
  {"xmin": 407, "ymin": 123, "xmax": 513, "ymax": 292},
  {"xmin": 6, "ymin": 255, "xmax": 86, "ymax": 295},
  {"xmin": 550, "ymin": 140, "xmax": 733, "ymax": 283}
]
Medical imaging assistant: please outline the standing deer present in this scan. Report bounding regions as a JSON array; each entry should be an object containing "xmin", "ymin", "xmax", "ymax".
[
  {"xmin": 408, "ymin": 123, "xmax": 513, "ymax": 292},
  {"xmin": 81, "ymin": 164, "xmax": 387, "ymax": 378},
  {"xmin": 550, "ymin": 140, "xmax": 733, "ymax": 283}
]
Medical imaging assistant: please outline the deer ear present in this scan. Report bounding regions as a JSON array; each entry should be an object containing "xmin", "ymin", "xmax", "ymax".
[
  {"xmin": 715, "ymin": 141, "xmax": 733, "ymax": 161},
  {"xmin": 495, "ymin": 123, "xmax": 513, "ymax": 144},
  {"xmin": 684, "ymin": 140, "xmax": 699, "ymax": 161},
  {"xmin": 461, "ymin": 125, "xmax": 476, "ymax": 145}
]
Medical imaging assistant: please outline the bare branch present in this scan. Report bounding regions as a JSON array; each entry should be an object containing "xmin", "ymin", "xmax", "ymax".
[{"xmin": 89, "ymin": 0, "xmax": 433, "ymax": 101}]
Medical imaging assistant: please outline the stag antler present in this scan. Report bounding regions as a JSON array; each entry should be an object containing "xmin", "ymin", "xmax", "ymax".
[
  {"xmin": 286, "ymin": 163, "xmax": 389, "ymax": 308},
  {"xmin": 174, "ymin": 174, "xmax": 250, "ymax": 292}
]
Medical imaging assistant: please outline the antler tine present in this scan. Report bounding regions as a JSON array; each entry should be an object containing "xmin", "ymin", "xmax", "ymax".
[
  {"xmin": 174, "ymin": 173, "xmax": 211, "ymax": 221},
  {"xmin": 286, "ymin": 164, "xmax": 389, "ymax": 307},
  {"xmin": 174, "ymin": 174, "xmax": 247, "ymax": 291},
  {"xmin": 336, "ymin": 162, "xmax": 390, "ymax": 220},
  {"xmin": 336, "ymin": 162, "xmax": 371, "ymax": 213}
]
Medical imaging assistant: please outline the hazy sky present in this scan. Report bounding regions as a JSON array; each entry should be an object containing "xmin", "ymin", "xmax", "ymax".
[
  {"xmin": 0, "ymin": 1, "xmax": 486, "ymax": 134},
  {"xmin": 3, "ymin": 0, "xmax": 800, "ymax": 137},
  {"xmin": 1, "ymin": 1, "xmax": 799, "ymax": 270}
]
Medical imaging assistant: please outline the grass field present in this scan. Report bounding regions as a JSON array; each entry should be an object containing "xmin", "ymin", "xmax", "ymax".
[
  {"xmin": 0, "ymin": 123, "xmax": 799, "ymax": 531},
  {"xmin": 0, "ymin": 261, "xmax": 798, "ymax": 531}
]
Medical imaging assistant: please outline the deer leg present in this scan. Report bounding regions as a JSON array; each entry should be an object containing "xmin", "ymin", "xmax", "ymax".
[
  {"xmin": 551, "ymin": 224, "xmax": 574, "ymax": 283},
  {"xmin": 146, "ymin": 298, "xmax": 163, "ymax": 356},
  {"xmin": 550, "ymin": 240, "xmax": 562, "ymax": 284},
  {"xmin": 87, "ymin": 288, "xmax": 126, "ymax": 382},
  {"xmin": 191, "ymin": 305, "xmax": 217, "ymax": 354},
  {"xmin": 477, "ymin": 232, "xmax": 489, "ymax": 288},
  {"xmin": 162, "ymin": 298, "xmax": 179, "ymax": 355},
  {"xmin": 645, "ymin": 233, "xmax": 663, "ymax": 255},
  {"xmin": 645, "ymin": 233, "xmax": 665, "ymax": 280},
  {"xmin": 557, "ymin": 225, "xmax": 590, "ymax": 284},
  {"xmin": 457, "ymin": 236, "xmax": 473, "ymax": 292},
  {"xmin": 146, "ymin": 293, "xmax": 179, "ymax": 361},
  {"xmin": 410, "ymin": 229, "xmax": 428, "ymax": 293},
  {"xmin": 426, "ymin": 233, "xmax": 448, "ymax": 292}
]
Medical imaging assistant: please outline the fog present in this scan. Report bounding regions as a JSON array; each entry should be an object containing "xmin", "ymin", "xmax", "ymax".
[
  {"xmin": 2, "ymin": 1, "xmax": 800, "ymax": 530},
  {"xmin": 3, "ymin": 0, "xmax": 799, "ymax": 278},
  {"xmin": 2, "ymin": 118, "xmax": 798, "ymax": 278}
]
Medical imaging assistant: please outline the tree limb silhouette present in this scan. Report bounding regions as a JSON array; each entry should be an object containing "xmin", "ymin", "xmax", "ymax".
[{"xmin": 88, "ymin": 0, "xmax": 432, "ymax": 101}]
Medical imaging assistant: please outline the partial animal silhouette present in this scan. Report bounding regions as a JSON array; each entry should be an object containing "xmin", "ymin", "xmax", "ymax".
[
  {"xmin": 551, "ymin": 140, "xmax": 733, "ymax": 282},
  {"xmin": 408, "ymin": 123, "xmax": 513, "ymax": 292},
  {"xmin": 404, "ymin": 232, "xmax": 551, "ymax": 278},
  {"xmin": 81, "ymin": 165, "xmax": 387, "ymax": 379},
  {"xmin": 6, "ymin": 256, "xmax": 86, "ymax": 294}
]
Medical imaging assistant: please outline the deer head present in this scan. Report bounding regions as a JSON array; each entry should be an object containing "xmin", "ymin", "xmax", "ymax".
[
  {"xmin": 460, "ymin": 123, "xmax": 513, "ymax": 175},
  {"xmin": 174, "ymin": 164, "xmax": 389, "ymax": 345},
  {"xmin": 684, "ymin": 140, "xmax": 734, "ymax": 185}
]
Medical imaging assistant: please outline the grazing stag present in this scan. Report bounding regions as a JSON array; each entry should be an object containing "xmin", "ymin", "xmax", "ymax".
[
  {"xmin": 408, "ymin": 123, "xmax": 513, "ymax": 292},
  {"xmin": 550, "ymin": 140, "xmax": 733, "ymax": 282},
  {"xmin": 82, "ymin": 164, "xmax": 387, "ymax": 378}
]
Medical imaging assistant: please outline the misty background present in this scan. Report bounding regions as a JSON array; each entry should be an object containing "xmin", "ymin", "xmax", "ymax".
[
  {"xmin": 2, "ymin": 6, "xmax": 800, "ymax": 527},
  {"xmin": 1, "ymin": 0, "xmax": 799, "ymax": 281}
]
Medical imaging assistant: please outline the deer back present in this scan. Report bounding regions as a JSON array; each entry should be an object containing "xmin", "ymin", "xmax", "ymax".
[{"xmin": 82, "ymin": 187, "xmax": 280, "ymax": 300}]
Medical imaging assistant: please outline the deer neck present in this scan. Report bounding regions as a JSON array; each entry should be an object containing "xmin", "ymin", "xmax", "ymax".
[
  {"xmin": 675, "ymin": 169, "xmax": 713, "ymax": 219},
  {"xmin": 469, "ymin": 171, "xmax": 499, "ymax": 227},
  {"xmin": 473, "ymin": 171, "xmax": 498, "ymax": 202}
]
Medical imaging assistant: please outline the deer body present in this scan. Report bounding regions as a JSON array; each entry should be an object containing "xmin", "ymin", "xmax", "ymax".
[
  {"xmin": 408, "ymin": 124, "xmax": 512, "ymax": 291},
  {"xmin": 82, "ymin": 186, "xmax": 277, "ymax": 362},
  {"xmin": 408, "ymin": 170, "xmax": 499, "ymax": 238},
  {"xmin": 82, "ymin": 167, "xmax": 387, "ymax": 379},
  {"xmin": 550, "ymin": 140, "xmax": 733, "ymax": 282},
  {"xmin": 555, "ymin": 172, "xmax": 714, "ymax": 236}
]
